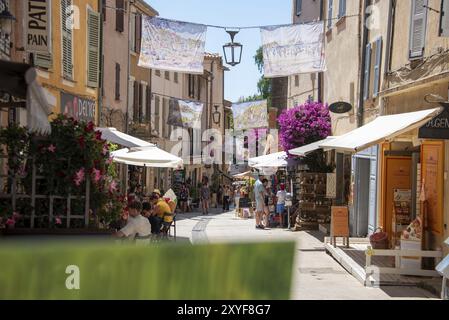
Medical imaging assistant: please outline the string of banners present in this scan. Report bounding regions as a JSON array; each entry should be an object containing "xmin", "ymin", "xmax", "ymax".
[{"xmin": 138, "ymin": 17, "xmax": 326, "ymax": 77}]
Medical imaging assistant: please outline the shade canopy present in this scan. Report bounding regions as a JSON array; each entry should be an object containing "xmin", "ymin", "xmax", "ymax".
[
  {"xmin": 111, "ymin": 146, "xmax": 184, "ymax": 169},
  {"xmin": 97, "ymin": 128, "xmax": 153, "ymax": 148},
  {"xmin": 248, "ymin": 151, "xmax": 287, "ymax": 168},
  {"xmin": 289, "ymin": 136, "xmax": 337, "ymax": 156},
  {"xmin": 232, "ymin": 171, "xmax": 255, "ymax": 180},
  {"xmin": 320, "ymin": 108, "xmax": 442, "ymax": 153},
  {"xmin": 253, "ymin": 157, "xmax": 288, "ymax": 168}
]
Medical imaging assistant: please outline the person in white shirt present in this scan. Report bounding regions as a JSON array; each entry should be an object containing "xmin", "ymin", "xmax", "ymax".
[
  {"xmin": 113, "ymin": 201, "xmax": 151, "ymax": 239},
  {"xmin": 276, "ymin": 184, "xmax": 287, "ymax": 228}
]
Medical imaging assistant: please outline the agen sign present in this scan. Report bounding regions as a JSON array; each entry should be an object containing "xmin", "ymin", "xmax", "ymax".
[
  {"xmin": 26, "ymin": 0, "xmax": 51, "ymax": 53},
  {"xmin": 419, "ymin": 107, "xmax": 449, "ymax": 140}
]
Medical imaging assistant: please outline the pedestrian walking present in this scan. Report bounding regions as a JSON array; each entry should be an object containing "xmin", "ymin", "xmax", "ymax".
[
  {"xmin": 254, "ymin": 175, "xmax": 268, "ymax": 229},
  {"xmin": 276, "ymin": 184, "xmax": 287, "ymax": 228},
  {"xmin": 200, "ymin": 178, "xmax": 211, "ymax": 215}
]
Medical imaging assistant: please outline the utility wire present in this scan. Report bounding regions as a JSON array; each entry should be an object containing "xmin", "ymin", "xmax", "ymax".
[{"xmin": 103, "ymin": 5, "xmax": 360, "ymax": 29}]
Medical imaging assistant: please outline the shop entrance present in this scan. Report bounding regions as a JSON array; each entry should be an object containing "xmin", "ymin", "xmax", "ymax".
[{"xmin": 381, "ymin": 156, "xmax": 412, "ymax": 242}]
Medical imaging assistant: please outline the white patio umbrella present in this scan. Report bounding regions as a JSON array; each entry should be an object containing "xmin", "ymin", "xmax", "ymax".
[{"xmin": 111, "ymin": 146, "xmax": 184, "ymax": 169}]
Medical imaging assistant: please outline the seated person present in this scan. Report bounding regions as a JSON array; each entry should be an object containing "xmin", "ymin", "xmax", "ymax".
[
  {"xmin": 148, "ymin": 193, "xmax": 173, "ymax": 234},
  {"xmin": 141, "ymin": 201, "xmax": 152, "ymax": 219},
  {"xmin": 113, "ymin": 201, "xmax": 151, "ymax": 239}
]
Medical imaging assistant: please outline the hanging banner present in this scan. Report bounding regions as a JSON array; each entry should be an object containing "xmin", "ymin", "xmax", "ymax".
[
  {"xmin": 167, "ymin": 98, "xmax": 203, "ymax": 129},
  {"xmin": 232, "ymin": 100, "xmax": 268, "ymax": 131},
  {"xmin": 60, "ymin": 92, "xmax": 96, "ymax": 123},
  {"xmin": 260, "ymin": 22, "xmax": 325, "ymax": 78},
  {"xmin": 26, "ymin": 0, "xmax": 52, "ymax": 54},
  {"xmin": 138, "ymin": 17, "xmax": 207, "ymax": 74}
]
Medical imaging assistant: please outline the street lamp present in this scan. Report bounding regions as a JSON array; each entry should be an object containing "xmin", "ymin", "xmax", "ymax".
[
  {"xmin": 212, "ymin": 105, "xmax": 221, "ymax": 125},
  {"xmin": 0, "ymin": 1, "xmax": 16, "ymax": 37},
  {"xmin": 223, "ymin": 30, "xmax": 243, "ymax": 67}
]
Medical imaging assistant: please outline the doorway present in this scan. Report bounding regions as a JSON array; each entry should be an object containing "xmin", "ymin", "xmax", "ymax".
[{"xmin": 354, "ymin": 158, "xmax": 370, "ymax": 237}]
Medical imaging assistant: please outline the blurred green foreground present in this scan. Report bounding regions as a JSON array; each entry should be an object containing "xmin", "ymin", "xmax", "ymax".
[{"xmin": 0, "ymin": 241, "xmax": 295, "ymax": 300}]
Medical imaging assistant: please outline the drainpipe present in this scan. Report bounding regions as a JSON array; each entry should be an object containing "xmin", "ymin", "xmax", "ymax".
[
  {"xmin": 98, "ymin": 0, "xmax": 104, "ymax": 126},
  {"xmin": 318, "ymin": 0, "xmax": 324, "ymax": 103},
  {"xmin": 380, "ymin": 0, "xmax": 396, "ymax": 116},
  {"xmin": 125, "ymin": 1, "xmax": 133, "ymax": 134},
  {"xmin": 357, "ymin": 0, "xmax": 371, "ymax": 127},
  {"xmin": 209, "ymin": 59, "xmax": 215, "ymax": 128}
]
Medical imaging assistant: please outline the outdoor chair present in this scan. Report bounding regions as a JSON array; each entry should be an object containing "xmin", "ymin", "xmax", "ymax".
[{"xmin": 161, "ymin": 213, "xmax": 177, "ymax": 242}]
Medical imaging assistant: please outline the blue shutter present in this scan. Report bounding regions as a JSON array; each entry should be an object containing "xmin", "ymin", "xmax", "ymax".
[
  {"xmin": 363, "ymin": 43, "xmax": 371, "ymax": 101},
  {"xmin": 328, "ymin": 0, "xmax": 333, "ymax": 29},
  {"xmin": 339, "ymin": 0, "xmax": 346, "ymax": 18},
  {"xmin": 296, "ymin": 0, "xmax": 302, "ymax": 16},
  {"xmin": 373, "ymin": 37, "xmax": 382, "ymax": 97},
  {"xmin": 440, "ymin": 0, "xmax": 449, "ymax": 36}
]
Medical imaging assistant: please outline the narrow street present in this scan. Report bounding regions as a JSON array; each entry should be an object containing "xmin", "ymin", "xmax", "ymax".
[{"xmin": 175, "ymin": 209, "xmax": 438, "ymax": 300}]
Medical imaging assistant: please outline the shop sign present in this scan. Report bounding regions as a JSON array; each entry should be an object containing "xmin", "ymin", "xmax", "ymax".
[
  {"xmin": 26, "ymin": 0, "xmax": 52, "ymax": 54},
  {"xmin": 418, "ymin": 107, "xmax": 449, "ymax": 139},
  {"xmin": 331, "ymin": 206, "xmax": 349, "ymax": 237},
  {"xmin": 329, "ymin": 102, "xmax": 352, "ymax": 114},
  {"xmin": 60, "ymin": 92, "xmax": 96, "ymax": 123}
]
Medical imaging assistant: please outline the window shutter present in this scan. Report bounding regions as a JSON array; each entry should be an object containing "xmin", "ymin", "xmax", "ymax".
[
  {"xmin": 135, "ymin": 14, "xmax": 142, "ymax": 54},
  {"xmin": 363, "ymin": 42, "xmax": 371, "ymax": 101},
  {"xmin": 61, "ymin": 0, "xmax": 73, "ymax": 80},
  {"xmin": 409, "ymin": 0, "xmax": 427, "ymax": 59},
  {"xmin": 87, "ymin": 9, "xmax": 100, "ymax": 87},
  {"xmin": 115, "ymin": 63, "xmax": 121, "ymax": 100},
  {"xmin": 174, "ymin": 72, "xmax": 178, "ymax": 83},
  {"xmin": 440, "ymin": 0, "xmax": 449, "ymax": 36},
  {"xmin": 154, "ymin": 96, "xmax": 160, "ymax": 135},
  {"xmin": 34, "ymin": 53, "xmax": 53, "ymax": 69},
  {"xmin": 373, "ymin": 37, "xmax": 383, "ymax": 98},
  {"xmin": 139, "ymin": 83, "xmax": 144, "ymax": 122},
  {"xmin": 102, "ymin": 0, "xmax": 106, "ymax": 21},
  {"xmin": 296, "ymin": 0, "xmax": 302, "ymax": 16},
  {"xmin": 133, "ymin": 81, "xmax": 139, "ymax": 122},
  {"xmin": 328, "ymin": 0, "xmax": 333, "ymax": 29},
  {"xmin": 338, "ymin": 0, "xmax": 346, "ymax": 18},
  {"xmin": 162, "ymin": 98, "xmax": 167, "ymax": 138},
  {"xmin": 116, "ymin": 0, "xmax": 124, "ymax": 32},
  {"xmin": 146, "ymin": 86, "xmax": 151, "ymax": 122}
]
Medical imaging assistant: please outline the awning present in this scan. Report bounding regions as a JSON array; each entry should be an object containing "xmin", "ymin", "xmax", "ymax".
[
  {"xmin": 253, "ymin": 157, "xmax": 288, "ymax": 168},
  {"xmin": 111, "ymin": 146, "xmax": 183, "ymax": 169},
  {"xmin": 97, "ymin": 128, "xmax": 153, "ymax": 148},
  {"xmin": 320, "ymin": 108, "xmax": 442, "ymax": 153},
  {"xmin": 289, "ymin": 136, "xmax": 338, "ymax": 156},
  {"xmin": 248, "ymin": 151, "xmax": 287, "ymax": 167}
]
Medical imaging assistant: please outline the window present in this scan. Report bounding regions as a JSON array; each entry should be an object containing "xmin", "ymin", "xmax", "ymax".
[
  {"xmin": 139, "ymin": 83, "xmax": 144, "ymax": 122},
  {"xmin": 115, "ymin": 63, "xmax": 121, "ymax": 100},
  {"xmin": 162, "ymin": 98, "xmax": 168, "ymax": 138},
  {"xmin": 409, "ymin": 0, "xmax": 428, "ymax": 59},
  {"xmin": 61, "ymin": 0, "xmax": 73, "ymax": 80},
  {"xmin": 327, "ymin": 0, "xmax": 334, "ymax": 29},
  {"xmin": 102, "ymin": 0, "xmax": 106, "ymax": 21},
  {"xmin": 338, "ymin": 0, "xmax": 346, "ymax": 19},
  {"xmin": 146, "ymin": 86, "xmax": 151, "ymax": 122},
  {"xmin": 188, "ymin": 74, "xmax": 195, "ymax": 98},
  {"xmin": 87, "ymin": 9, "xmax": 101, "ymax": 87},
  {"xmin": 440, "ymin": 0, "xmax": 449, "ymax": 36},
  {"xmin": 155, "ymin": 70, "xmax": 161, "ymax": 77},
  {"xmin": 296, "ymin": 0, "xmax": 302, "ymax": 16},
  {"xmin": 295, "ymin": 75, "xmax": 299, "ymax": 87},
  {"xmin": 165, "ymin": 71, "xmax": 170, "ymax": 80},
  {"xmin": 133, "ymin": 81, "xmax": 139, "ymax": 122},
  {"xmin": 154, "ymin": 96, "xmax": 160, "ymax": 135},
  {"xmin": 135, "ymin": 14, "xmax": 142, "ymax": 53},
  {"xmin": 116, "ymin": 0, "xmax": 124, "ymax": 32},
  {"xmin": 174, "ymin": 72, "xmax": 178, "ymax": 83},
  {"xmin": 363, "ymin": 42, "xmax": 371, "ymax": 101}
]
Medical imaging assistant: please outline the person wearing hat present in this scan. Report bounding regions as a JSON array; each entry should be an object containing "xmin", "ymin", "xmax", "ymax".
[
  {"xmin": 148, "ymin": 193, "xmax": 173, "ymax": 235},
  {"xmin": 113, "ymin": 200, "xmax": 151, "ymax": 239}
]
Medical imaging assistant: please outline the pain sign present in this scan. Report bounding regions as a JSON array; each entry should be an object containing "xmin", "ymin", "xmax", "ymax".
[{"xmin": 26, "ymin": 0, "xmax": 51, "ymax": 53}]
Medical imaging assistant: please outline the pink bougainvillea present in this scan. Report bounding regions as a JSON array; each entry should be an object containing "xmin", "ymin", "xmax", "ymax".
[
  {"xmin": 278, "ymin": 101, "xmax": 331, "ymax": 152},
  {"xmin": 74, "ymin": 168, "xmax": 85, "ymax": 186},
  {"xmin": 92, "ymin": 168, "xmax": 102, "ymax": 184}
]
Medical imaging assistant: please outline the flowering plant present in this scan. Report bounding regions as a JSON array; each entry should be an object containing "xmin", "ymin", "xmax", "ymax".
[{"xmin": 278, "ymin": 101, "xmax": 331, "ymax": 151}]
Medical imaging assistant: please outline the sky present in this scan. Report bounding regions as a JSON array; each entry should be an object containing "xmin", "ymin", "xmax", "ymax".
[{"xmin": 144, "ymin": 0, "xmax": 292, "ymax": 103}]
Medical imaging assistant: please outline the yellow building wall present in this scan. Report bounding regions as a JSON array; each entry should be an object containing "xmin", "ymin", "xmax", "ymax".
[{"xmin": 37, "ymin": 0, "xmax": 99, "ymax": 124}]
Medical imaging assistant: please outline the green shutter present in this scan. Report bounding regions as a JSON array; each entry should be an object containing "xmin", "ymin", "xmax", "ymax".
[
  {"xmin": 35, "ymin": 53, "xmax": 53, "ymax": 69},
  {"xmin": 87, "ymin": 9, "xmax": 100, "ymax": 88},
  {"xmin": 61, "ymin": 0, "xmax": 73, "ymax": 80}
]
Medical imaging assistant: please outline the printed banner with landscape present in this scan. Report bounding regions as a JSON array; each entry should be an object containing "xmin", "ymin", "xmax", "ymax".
[
  {"xmin": 167, "ymin": 98, "xmax": 203, "ymax": 129},
  {"xmin": 138, "ymin": 17, "xmax": 207, "ymax": 74},
  {"xmin": 232, "ymin": 100, "xmax": 269, "ymax": 131},
  {"xmin": 260, "ymin": 22, "xmax": 325, "ymax": 78}
]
